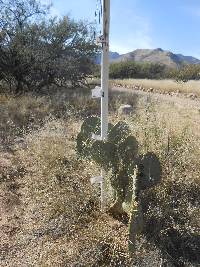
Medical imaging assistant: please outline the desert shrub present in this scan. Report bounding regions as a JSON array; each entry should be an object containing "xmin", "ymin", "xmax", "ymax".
[
  {"xmin": 0, "ymin": 94, "xmax": 53, "ymax": 147},
  {"xmin": 0, "ymin": 0, "xmax": 96, "ymax": 93},
  {"xmin": 0, "ymin": 89, "xmax": 102, "ymax": 150},
  {"xmin": 109, "ymin": 61, "xmax": 167, "ymax": 80},
  {"xmin": 109, "ymin": 60, "xmax": 200, "ymax": 82},
  {"xmin": 172, "ymin": 64, "xmax": 200, "ymax": 82},
  {"xmin": 65, "ymin": 92, "xmax": 100, "ymax": 118}
]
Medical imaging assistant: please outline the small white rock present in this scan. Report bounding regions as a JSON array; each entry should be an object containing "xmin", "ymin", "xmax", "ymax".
[{"xmin": 118, "ymin": 104, "xmax": 133, "ymax": 115}]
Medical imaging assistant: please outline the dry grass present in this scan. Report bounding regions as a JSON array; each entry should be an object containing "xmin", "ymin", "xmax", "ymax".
[
  {"xmin": 0, "ymin": 88, "xmax": 200, "ymax": 266},
  {"xmin": 116, "ymin": 97, "xmax": 200, "ymax": 265},
  {"xmin": 110, "ymin": 78, "xmax": 200, "ymax": 98},
  {"xmin": 0, "ymin": 102, "xmax": 130, "ymax": 266},
  {"xmin": 0, "ymin": 89, "xmax": 100, "ymax": 149}
]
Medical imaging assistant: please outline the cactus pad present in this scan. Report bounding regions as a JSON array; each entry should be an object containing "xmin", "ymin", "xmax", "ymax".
[
  {"xmin": 118, "ymin": 136, "xmax": 138, "ymax": 165},
  {"xmin": 76, "ymin": 116, "xmax": 101, "ymax": 158},
  {"xmin": 76, "ymin": 132, "xmax": 91, "ymax": 158},
  {"xmin": 91, "ymin": 140, "xmax": 117, "ymax": 169},
  {"xmin": 108, "ymin": 121, "xmax": 131, "ymax": 144},
  {"xmin": 81, "ymin": 116, "xmax": 101, "ymax": 137}
]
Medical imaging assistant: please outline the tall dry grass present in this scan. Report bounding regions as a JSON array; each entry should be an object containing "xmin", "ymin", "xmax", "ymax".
[
  {"xmin": 115, "ymin": 96, "xmax": 200, "ymax": 265},
  {"xmin": 0, "ymin": 88, "xmax": 200, "ymax": 266},
  {"xmin": 110, "ymin": 78, "xmax": 200, "ymax": 97}
]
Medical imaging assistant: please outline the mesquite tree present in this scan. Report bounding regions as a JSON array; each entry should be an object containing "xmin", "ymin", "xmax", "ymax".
[{"xmin": 0, "ymin": 0, "xmax": 96, "ymax": 93}]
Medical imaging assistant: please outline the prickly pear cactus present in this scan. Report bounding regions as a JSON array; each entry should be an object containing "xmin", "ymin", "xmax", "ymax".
[
  {"xmin": 81, "ymin": 116, "xmax": 101, "ymax": 135},
  {"xmin": 118, "ymin": 136, "xmax": 138, "ymax": 166},
  {"xmin": 106, "ymin": 122, "xmax": 139, "ymax": 215},
  {"xmin": 76, "ymin": 117, "xmax": 162, "ymax": 254},
  {"xmin": 91, "ymin": 140, "xmax": 117, "ymax": 170},
  {"xmin": 128, "ymin": 199, "xmax": 143, "ymax": 254},
  {"xmin": 128, "ymin": 152, "xmax": 161, "ymax": 254},
  {"xmin": 76, "ymin": 116, "xmax": 101, "ymax": 158},
  {"xmin": 108, "ymin": 121, "xmax": 130, "ymax": 144}
]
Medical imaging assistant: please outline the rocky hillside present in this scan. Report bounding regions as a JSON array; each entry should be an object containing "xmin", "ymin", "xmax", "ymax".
[{"xmin": 110, "ymin": 48, "xmax": 200, "ymax": 68}]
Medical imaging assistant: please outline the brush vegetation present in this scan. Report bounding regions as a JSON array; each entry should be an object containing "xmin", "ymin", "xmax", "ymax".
[
  {"xmin": 0, "ymin": 0, "xmax": 96, "ymax": 94},
  {"xmin": 0, "ymin": 1, "xmax": 199, "ymax": 266},
  {"xmin": 0, "ymin": 87, "xmax": 200, "ymax": 266},
  {"xmin": 106, "ymin": 61, "xmax": 200, "ymax": 82}
]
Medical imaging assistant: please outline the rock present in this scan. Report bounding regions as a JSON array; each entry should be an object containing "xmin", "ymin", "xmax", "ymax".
[{"xmin": 118, "ymin": 104, "xmax": 133, "ymax": 115}]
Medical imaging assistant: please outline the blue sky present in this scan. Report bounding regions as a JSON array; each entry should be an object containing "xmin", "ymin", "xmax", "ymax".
[{"xmin": 45, "ymin": 0, "xmax": 200, "ymax": 58}]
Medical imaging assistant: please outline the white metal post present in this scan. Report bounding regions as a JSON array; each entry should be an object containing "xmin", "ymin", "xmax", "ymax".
[
  {"xmin": 91, "ymin": 0, "xmax": 110, "ymax": 211},
  {"xmin": 100, "ymin": 0, "xmax": 110, "ymax": 211},
  {"xmin": 101, "ymin": 0, "xmax": 110, "ymax": 140}
]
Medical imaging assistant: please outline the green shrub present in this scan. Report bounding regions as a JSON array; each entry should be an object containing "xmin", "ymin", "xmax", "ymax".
[
  {"xmin": 173, "ymin": 64, "xmax": 200, "ymax": 82},
  {"xmin": 109, "ymin": 61, "xmax": 167, "ymax": 79}
]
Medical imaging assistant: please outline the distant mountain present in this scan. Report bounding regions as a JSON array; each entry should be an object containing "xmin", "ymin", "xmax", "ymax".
[
  {"xmin": 109, "ymin": 52, "xmax": 121, "ymax": 61},
  {"xmin": 96, "ymin": 51, "xmax": 120, "ymax": 64},
  {"xmin": 176, "ymin": 54, "xmax": 200, "ymax": 64},
  {"xmin": 109, "ymin": 48, "xmax": 200, "ymax": 68}
]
